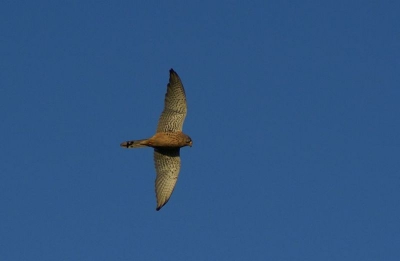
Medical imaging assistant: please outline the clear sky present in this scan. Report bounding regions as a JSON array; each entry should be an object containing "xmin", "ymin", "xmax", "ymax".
[{"xmin": 1, "ymin": 1, "xmax": 399, "ymax": 260}]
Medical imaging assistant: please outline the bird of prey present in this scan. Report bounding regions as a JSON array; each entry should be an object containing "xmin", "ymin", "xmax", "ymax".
[{"xmin": 120, "ymin": 69, "xmax": 192, "ymax": 211}]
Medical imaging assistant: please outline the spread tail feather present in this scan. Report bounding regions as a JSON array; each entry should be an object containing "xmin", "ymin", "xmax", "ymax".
[{"xmin": 120, "ymin": 139, "xmax": 149, "ymax": 148}]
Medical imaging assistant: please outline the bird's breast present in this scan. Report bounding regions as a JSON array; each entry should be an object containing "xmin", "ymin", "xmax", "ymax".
[{"xmin": 148, "ymin": 132, "xmax": 187, "ymax": 148}]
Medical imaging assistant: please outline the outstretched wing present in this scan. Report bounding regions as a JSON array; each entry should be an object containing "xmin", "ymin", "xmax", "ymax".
[
  {"xmin": 154, "ymin": 148, "xmax": 181, "ymax": 210},
  {"xmin": 156, "ymin": 69, "xmax": 187, "ymax": 133}
]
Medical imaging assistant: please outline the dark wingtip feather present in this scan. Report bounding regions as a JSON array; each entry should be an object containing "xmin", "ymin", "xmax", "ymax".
[
  {"xmin": 168, "ymin": 68, "xmax": 181, "ymax": 84},
  {"xmin": 169, "ymin": 68, "xmax": 179, "ymax": 77}
]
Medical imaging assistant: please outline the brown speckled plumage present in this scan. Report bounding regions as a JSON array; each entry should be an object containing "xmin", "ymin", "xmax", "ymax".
[{"xmin": 120, "ymin": 69, "xmax": 192, "ymax": 211}]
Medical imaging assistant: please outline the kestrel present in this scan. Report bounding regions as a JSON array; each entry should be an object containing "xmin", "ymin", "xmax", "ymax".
[{"xmin": 120, "ymin": 69, "xmax": 192, "ymax": 211}]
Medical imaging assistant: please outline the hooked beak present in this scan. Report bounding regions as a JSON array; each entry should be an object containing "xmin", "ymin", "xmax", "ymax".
[{"xmin": 189, "ymin": 141, "xmax": 193, "ymax": 147}]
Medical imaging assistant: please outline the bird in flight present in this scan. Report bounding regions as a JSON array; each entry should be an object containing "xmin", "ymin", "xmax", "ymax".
[{"xmin": 120, "ymin": 69, "xmax": 192, "ymax": 211}]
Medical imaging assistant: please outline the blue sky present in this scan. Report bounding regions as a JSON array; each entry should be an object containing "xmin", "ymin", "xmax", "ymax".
[{"xmin": 1, "ymin": 1, "xmax": 399, "ymax": 260}]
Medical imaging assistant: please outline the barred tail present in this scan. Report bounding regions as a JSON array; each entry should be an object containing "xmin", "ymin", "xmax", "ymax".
[{"xmin": 120, "ymin": 139, "xmax": 149, "ymax": 148}]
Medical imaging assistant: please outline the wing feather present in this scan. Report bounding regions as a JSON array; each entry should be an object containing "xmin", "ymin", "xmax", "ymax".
[
  {"xmin": 156, "ymin": 69, "xmax": 187, "ymax": 132},
  {"xmin": 153, "ymin": 148, "xmax": 181, "ymax": 210}
]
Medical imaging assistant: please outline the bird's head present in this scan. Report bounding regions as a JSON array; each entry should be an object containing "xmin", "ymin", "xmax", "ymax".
[{"xmin": 185, "ymin": 136, "xmax": 193, "ymax": 147}]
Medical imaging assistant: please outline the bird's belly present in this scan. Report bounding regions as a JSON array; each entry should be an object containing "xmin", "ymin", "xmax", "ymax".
[{"xmin": 147, "ymin": 132, "xmax": 185, "ymax": 148}]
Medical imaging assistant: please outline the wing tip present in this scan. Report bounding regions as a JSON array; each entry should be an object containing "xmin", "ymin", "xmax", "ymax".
[
  {"xmin": 156, "ymin": 198, "xmax": 171, "ymax": 211},
  {"xmin": 156, "ymin": 203, "xmax": 164, "ymax": 211},
  {"xmin": 169, "ymin": 68, "xmax": 178, "ymax": 78},
  {"xmin": 156, "ymin": 201, "xmax": 167, "ymax": 211},
  {"xmin": 168, "ymin": 68, "xmax": 182, "ymax": 86}
]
